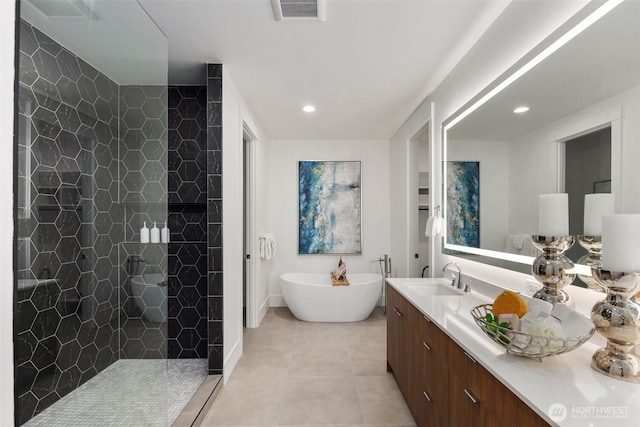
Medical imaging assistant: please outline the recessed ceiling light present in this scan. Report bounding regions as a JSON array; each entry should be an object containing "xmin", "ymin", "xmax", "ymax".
[
  {"xmin": 513, "ymin": 106, "xmax": 530, "ymax": 114},
  {"xmin": 303, "ymin": 105, "xmax": 316, "ymax": 113}
]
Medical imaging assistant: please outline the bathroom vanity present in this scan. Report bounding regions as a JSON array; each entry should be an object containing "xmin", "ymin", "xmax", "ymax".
[{"xmin": 386, "ymin": 278, "xmax": 640, "ymax": 427}]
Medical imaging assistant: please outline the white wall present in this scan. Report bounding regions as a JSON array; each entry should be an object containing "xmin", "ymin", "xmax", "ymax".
[
  {"xmin": 390, "ymin": 0, "xmax": 589, "ymax": 287},
  {"xmin": 221, "ymin": 67, "xmax": 266, "ymax": 381},
  {"xmin": 448, "ymin": 139, "xmax": 509, "ymax": 252},
  {"xmin": 508, "ymin": 127, "xmax": 558, "ymax": 236},
  {"xmin": 390, "ymin": 104, "xmax": 433, "ymax": 278},
  {"xmin": 265, "ymin": 140, "xmax": 391, "ymax": 305},
  {"xmin": 254, "ymin": 135, "xmax": 271, "ymax": 322},
  {"xmin": 0, "ymin": 0, "xmax": 15, "ymax": 423}
]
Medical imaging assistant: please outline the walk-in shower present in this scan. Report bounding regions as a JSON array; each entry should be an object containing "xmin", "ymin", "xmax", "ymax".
[{"xmin": 14, "ymin": 1, "xmax": 207, "ymax": 425}]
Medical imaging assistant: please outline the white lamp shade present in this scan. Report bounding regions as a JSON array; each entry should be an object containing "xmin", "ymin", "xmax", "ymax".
[
  {"xmin": 539, "ymin": 193, "xmax": 569, "ymax": 236},
  {"xmin": 584, "ymin": 193, "xmax": 615, "ymax": 236},
  {"xmin": 602, "ymin": 214, "xmax": 640, "ymax": 272}
]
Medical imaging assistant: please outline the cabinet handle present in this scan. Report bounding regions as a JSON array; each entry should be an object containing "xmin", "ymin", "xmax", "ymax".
[
  {"xmin": 464, "ymin": 351, "xmax": 477, "ymax": 364},
  {"xmin": 464, "ymin": 388, "xmax": 479, "ymax": 404},
  {"xmin": 422, "ymin": 314, "xmax": 431, "ymax": 323},
  {"xmin": 393, "ymin": 306, "xmax": 403, "ymax": 317},
  {"xmin": 422, "ymin": 341, "xmax": 432, "ymax": 351},
  {"xmin": 422, "ymin": 390, "xmax": 432, "ymax": 402}
]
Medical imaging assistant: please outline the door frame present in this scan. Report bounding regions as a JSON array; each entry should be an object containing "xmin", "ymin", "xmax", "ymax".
[
  {"xmin": 406, "ymin": 103, "xmax": 435, "ymax": 277},
  {"xmin": 243, "ymin": 123, "xmax": 259, "ymax": 328}
]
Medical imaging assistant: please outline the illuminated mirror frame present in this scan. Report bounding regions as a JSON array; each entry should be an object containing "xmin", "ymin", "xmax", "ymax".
[{"xmin": 441, "ymin": 0, "xmax": 624, "ymax": 272}]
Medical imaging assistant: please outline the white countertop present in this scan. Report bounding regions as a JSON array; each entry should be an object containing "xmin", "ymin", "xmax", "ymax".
[{"xmin": 386, "ymin": 277, "xmax": 640, "ymax": 427}]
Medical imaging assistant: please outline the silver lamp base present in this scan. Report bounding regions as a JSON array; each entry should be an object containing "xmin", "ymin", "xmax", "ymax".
[
  {"xmin": 590, "ymin": 269, "xmax": 640, "ymax": 383},
  {"xmin": 531, "ymin": 235, "xmax": 576, "ymax": 306},
  {"xmin": 577, "ymin": 235, "xmax": 605, "ymax": 292}
]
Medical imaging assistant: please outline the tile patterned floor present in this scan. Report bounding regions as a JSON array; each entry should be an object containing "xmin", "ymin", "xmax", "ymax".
[
  {"xmin": 24, "ymin": 359, "xmax": 208, "ymax": 427},
  {"xmin": 200, "ymin": 307, "xmax": 416, "ymax": 426}
]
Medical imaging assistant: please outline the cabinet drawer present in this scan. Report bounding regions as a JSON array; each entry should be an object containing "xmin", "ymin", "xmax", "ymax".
[
  {"xmin": 448, "ymin": 335, "xmax": 476, "ymax": 380},
  {"xmin": 388, "ymin": 284, "xmax": 420, "ymax": 327},
  {"xmin": 448, "ymin": 338, "xmax": 510, "ymax": 423},
  {"xmin": 417, "ymin": 313, "xmax": 448, "ymax": 361},
  {"xmin": 448, "ymin": 339, "xmax": 550, "ymax": 427},
  {"xmin": 387, "ymin": 285, "xmax": 407, "ymax": 315},
  {"xmin": 413, "ymin": 333, "xmax": 448, "ymax": 426},
  {"xmin": 449, "ymin": 373, "xmax": 500, "ymax": 427},
  {"xmin": 413, "ymin": 390, "xmax": 447, "ymax": 427}
]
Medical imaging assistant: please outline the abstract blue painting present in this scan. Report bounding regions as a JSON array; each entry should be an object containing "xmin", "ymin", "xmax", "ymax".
[
  {"xmin": 447, "ymin": 161, "xmax": 480, "ymax": 248},
  {"xmin": 299, "ymin": 161, "xmax": 362, "ymax": 254}
]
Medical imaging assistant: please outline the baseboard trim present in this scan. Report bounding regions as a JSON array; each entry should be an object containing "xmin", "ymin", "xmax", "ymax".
[
  {"xmin": 223, "ymin": 337, "xmax": 242, "ymax": 384},
  {"xmin": 269, "ymin": 295, "xmax": 287, "ymax": 307},
  {"xmin": 258, "ymin": 296, "xmax": 270, "ymax": 324}
]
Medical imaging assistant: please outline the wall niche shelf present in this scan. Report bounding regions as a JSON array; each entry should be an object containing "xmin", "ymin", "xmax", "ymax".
[{"xmin": 418, "ymin": 172, "xmax": 429, "ymax": 211}]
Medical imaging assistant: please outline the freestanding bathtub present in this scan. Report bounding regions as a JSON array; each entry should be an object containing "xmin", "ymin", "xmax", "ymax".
[{"xmin": 280, "ymin": 272, "xmax": 383, "ymax": 322}]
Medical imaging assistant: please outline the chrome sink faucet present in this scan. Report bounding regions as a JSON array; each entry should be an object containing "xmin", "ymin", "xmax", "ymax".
[{"xmin": 442, "ymin": 262, "xmax": 461, "ymax": 289}]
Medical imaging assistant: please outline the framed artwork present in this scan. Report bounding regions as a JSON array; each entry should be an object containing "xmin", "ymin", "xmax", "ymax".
[
  {"xmin": 298, "ymin": 161, "xmax": 362, "ymax": 254},
  {"xmin": 593, "ymin": 179, "xmax": 611, "ymax": 194},
  {"xmin": 447, "ymin": 161, "xmax": 480, "ymax": 248}
]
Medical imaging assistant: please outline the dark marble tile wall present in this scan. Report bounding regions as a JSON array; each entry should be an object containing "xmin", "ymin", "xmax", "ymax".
[
  {"xmin": 15, "ymin": 20, "xmax": 122, "ymax": 425},
  {"xmin": 118, "ymin": 242, "xmax": 168, "ymax": 359},
  {"xmin": 167, "ymin": 86, "xmax": 208, "ymax": 358},
  {"xmin": 119, "ymin": 86, "xmax": 168, "ymax": 205},
  {"xmin": 118, "ymin": 89, "xmax": 169, "ymax": 360},
  {"xmin": 207, "ymin": 65, "xmax": 223, "ymax": 374}
]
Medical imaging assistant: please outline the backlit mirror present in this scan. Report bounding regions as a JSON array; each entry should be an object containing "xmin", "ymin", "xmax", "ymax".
[{"xmin": 443, "ymin": 0, "xmax": 640, "ymax": 278}]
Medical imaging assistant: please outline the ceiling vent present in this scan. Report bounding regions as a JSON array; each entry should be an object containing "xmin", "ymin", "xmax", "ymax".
[{"xmin": 271, "ymin": 0, "xmax": 326, "ymax": 21}]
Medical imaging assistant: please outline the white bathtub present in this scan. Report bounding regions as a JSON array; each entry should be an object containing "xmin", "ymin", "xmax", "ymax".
[{"xmin": 280, "ymin": 272, "xmax": 383, "ymax": 322}]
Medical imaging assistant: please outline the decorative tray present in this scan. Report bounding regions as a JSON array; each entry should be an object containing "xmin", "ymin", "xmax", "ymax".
[{"xmin": 471, "ymin": 303, "xmax": 595, "ymax": 361}]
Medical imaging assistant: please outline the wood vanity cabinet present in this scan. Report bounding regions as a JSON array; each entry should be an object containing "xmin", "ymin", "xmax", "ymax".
[
  {"xmin": 411, "ymin": 308, "xmax": 449, "ymax": 427},
  {"xmin": 386, "ymin": 284, "xmax": 550, "ymax": 427},
  {"xmin": 387, "ymin": 284, "xmax": 410, "ymax": 396}
]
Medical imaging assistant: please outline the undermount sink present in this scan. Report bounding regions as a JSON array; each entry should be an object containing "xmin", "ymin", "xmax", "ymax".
[{"xmin": 406, "ymin": 283, "xmax": 463, "ymax": 297}]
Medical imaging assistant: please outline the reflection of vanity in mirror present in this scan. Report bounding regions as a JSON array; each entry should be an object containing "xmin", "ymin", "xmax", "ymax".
[{"xmin": 442, "ymin": 0, "xmax": 640, "ymax": 282}]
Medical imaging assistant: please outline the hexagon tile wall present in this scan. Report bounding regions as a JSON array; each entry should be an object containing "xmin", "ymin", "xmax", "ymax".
[
  {"xmin": 167, "ymin": 86, "xmax": 208, "ymax": 358},
  {"xmin": 16, "ymin": 21, "xmax": 123, "ymax": 424},
  {"xmin": 15, "ymin": 18, "xmax": 223, "ymax": 423},
  {"xmin": 118, "ymin": 86, "xmax": 169, "ymax": 361}
]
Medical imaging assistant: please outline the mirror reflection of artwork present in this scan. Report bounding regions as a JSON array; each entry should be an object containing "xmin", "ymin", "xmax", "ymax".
[
  {"xmin": 298, "ymin": 161, "xmax": 362, "ymax": 254},
  {"xmin": 447, "ymin": 161, "xmax": 480, "ymax": 248}
]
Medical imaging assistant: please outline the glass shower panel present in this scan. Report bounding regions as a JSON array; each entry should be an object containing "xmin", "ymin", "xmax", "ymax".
[{"xmin": 15, "ymin": 1, "xmax": 170, "ymax": 425}]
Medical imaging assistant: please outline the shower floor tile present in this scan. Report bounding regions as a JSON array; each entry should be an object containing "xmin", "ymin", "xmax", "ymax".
[{"xmin": 24, "ymin": 359, "xmax": 209, "ymax": 427}]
